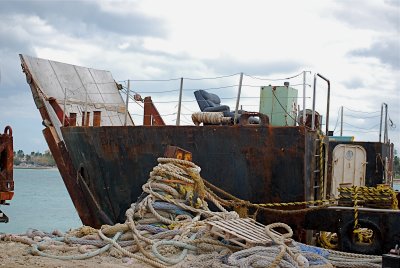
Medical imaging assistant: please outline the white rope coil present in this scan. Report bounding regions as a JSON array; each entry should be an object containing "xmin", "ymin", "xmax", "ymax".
[{"xmin": 191, "ymin": 112, "xmax": 232, "ymax": 126}]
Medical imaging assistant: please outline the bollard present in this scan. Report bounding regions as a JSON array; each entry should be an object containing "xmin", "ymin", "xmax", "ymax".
[
  {"xmin": 81, "ymin": 112, "xmax": 90, "ymax": 127},
  {"xmin": 69, "ymin": 113, "xmax": 77, "ymax": 126},
  {"xmin": 93, "ymin": 111, "xmax": 101, "ymax": 127}
]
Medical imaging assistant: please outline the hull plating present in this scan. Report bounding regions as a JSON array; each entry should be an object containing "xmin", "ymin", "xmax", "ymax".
[{"xmin": 62, "ymin": 125, "xmax": 318, "ymax": 227}]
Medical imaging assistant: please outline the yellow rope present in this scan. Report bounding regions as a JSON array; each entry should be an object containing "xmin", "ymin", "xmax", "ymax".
[
  {"xmin": 391, "ymin": 190, "xmax": 399, "ymax": 209},
  {"xmin": 317, "ymin": 185, "xmax": 398, "ymax": 250},
  {"xmin": 338, "ymin": 185, "xmax": 398, "ymax": 208},
  {"xmin": 353, "ymin": 186, "xmax": 359, "ymax": 230},
  {"xmin": 319, "ymin": 232, "xmax": 338, "ymax": 250},
  {"xmin": 319, "ymin": 134, "xmax": 324, "ymax": 200},
  {"xmin": 258, "ymin": 198, "xmax": 337, "ymax": 207}
]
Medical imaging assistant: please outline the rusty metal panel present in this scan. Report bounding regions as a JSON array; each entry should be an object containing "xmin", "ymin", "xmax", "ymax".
[
  {"xmin": 20, "ymin": 55, "xmax": 133, "ymax": 127},
  {"xmin": 164, "ymin": 145, "xmax": 192, "ymax": 161},
  {"xmin": 143, "ymin": 97, "xmax": 166, "ymax": 126},
  {"xmin": 42, "ymin": 126, "xmax": 101, "ymax": 227},
  {"xmin": 61, "ymin": 125, "xmax": 317, "ymax": 226},
  {"xmin": 305, "ymin": 207, "xmax": 400, "ymax": 254},
  {"xmin": 43, "ymin": 99, "xmax": 64, "ymax": 139},
  {"xmin": 0, "ymin": 126, "xmax": 14, "ymax": 204}
]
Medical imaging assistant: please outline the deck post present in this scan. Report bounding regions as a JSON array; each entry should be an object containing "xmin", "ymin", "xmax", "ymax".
[
  {"xmin": 340, "ymin": 106, "xmax": 343, "ymax": 136},
  {"xmin": 124, "ymin": 80, "xmax": 130, "ymax": 126},
  {"xmin": 302, "ymin": 71, "xmax": 306, "ymax": 125},
  {"xmin": 63, "ymin": 88, "xmax": 67, "ymax": 126},
  {"xmin": 83, "ymin": 87, "xmax": 88, "ymax": 126},
  {"xmin": 176, "ymin": 77, "xmax": 183, "ymax": 126},
  {"xmin": 234, "ymin": 73, "xmax": 243, "ymax": 125}
]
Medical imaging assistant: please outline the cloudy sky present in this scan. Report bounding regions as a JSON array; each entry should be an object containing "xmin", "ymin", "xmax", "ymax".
[{"xmin": 0, "ymin": 0, "xmax": 399, "ymax": 154}]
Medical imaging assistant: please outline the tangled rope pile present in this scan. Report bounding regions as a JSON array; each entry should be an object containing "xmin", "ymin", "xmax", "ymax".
[
  {"xmin": 0, "ymin": 158, "xmax": 383, "ymax": 267},
  {"xmin": 183, "ymin": 222, "xmax": 381, "ymax": 268}
]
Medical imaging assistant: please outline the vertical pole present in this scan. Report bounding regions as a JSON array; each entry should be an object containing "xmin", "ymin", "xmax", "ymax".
[
  {"xmin": 302, "ymin": 71, "xmax": 306, "ymax": 125},
  {"xmin": 384, "ymin": 103, "xmax": 388, "ymax": 143},
  {"xmin": 124, "ymin": 80, "xmax": 130, "ymax": 126},
  {"xmin": 311, "ymin": 74, "xmax": 317, "ymax": 130},
  {"xmin": 325, "ymin": 78, "xmax": 330, "ymax": 136},
  {"xmin": 234, "ymin": 73, "xmax": 243, "ymax": 125},
  {"xmin": 176, "ymin": 77, "xmax": 183, "ymax": 126},
  {"xmin": 340, "ymin": 106, "xmax": 343, "ymax": 136},
  {"xmin": 84, "ymin": 88, "xmax": 88, "ymax": 126},
  {"xmin": 379, "ymin": 103, "xmax": 383, "ymax": 142},
  {"xmin": 63, "ymin": 88, "xmax": 67, "ymax": 126}
]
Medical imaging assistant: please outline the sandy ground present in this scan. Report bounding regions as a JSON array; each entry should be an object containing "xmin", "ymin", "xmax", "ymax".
[{"xmin": 0, "ymin": 240, "xmax": 152, "ymax": 268}]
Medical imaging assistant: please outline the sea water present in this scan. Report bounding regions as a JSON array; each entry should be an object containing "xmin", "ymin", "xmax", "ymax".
[
  {"xmin": 394, "ymin": 183, "xmax": 400, "ymax": 191},
  {"xmin": 0, "ymin": 169, "xmax": 82, "ymax": 234}
]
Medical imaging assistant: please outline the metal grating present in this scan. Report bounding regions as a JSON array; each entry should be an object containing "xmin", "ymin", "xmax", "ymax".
[{"xmin": 206, "ymin": 218, "xmax": 291, "ymax": 248}]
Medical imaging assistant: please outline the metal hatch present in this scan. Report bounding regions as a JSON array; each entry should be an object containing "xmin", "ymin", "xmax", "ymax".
[
  {"xmin": 331, "ymin": 144, "xmax": 367, "ymax": 197},
  {"xmin": 20, "ymin": 54, "xmax": 134, "ymax": 129}
]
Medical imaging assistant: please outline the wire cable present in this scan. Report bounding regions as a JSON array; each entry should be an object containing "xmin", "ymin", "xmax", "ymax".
[
  {"xmin": 183, "ymin": 84, "xmax": 238, "ymax": 91},
  {"xmin": 388, "ymin": 115, "xmax": 396, "ymax": 129},
  {"xmin": 342, "ymin": 122, "xmax": 380, "ymax": 130},
  {"xmin": 125, "ymin": 78, "xmax": 182, "ymax": 82},
  {"xmin": 343, "ymin": 114, "xmax": 381, "ymax": 119},
  {"xmin": 121, "ymin": 87, "xmax": 144, "ymax": 108},
  {"xmin": 134, "ymin": 89, "xmax": 180, "ymax": 94},
  {"xmin": 183, "ymin": 73, "xmax": 240, "ymax": 80},
  {"xmin": 125, "ymin": 73, "xmax": 239, "ymax": 82},
  {"xmin": 341, "ymin": 129, "xmax": 380, "ymax": 133},
  {"xmin": 271, "ymin": 89, "xmax": 311, "ymax": 129},
  {"xmin": 332, "ymin": 107, "xmax": 341, "ymax": 132},
  {"xmin": 181, "ymin": 104, "xmax": 196, "ymax": 113},
  {"xmin": 244, "ymin": 71, "xmax": 304, "ymax": 81},
  {"xmin": 343, "ymin": 106, "xmax": 380, "ymax": 114}
]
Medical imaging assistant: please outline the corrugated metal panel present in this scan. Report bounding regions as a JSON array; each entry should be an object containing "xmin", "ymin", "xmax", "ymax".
[{"xmin": 21, "ymin": 55, "xmax": 133, "ymax": 126}]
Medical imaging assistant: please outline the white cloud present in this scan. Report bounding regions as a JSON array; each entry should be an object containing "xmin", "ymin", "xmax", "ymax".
[{"xmin": 0, "ymin": 0, "xmax": 398, "ymax": 152}]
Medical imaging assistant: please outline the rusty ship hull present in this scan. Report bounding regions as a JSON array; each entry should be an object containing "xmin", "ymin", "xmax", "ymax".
[
  {"xmin": 19, "ymin": 54, "xmax": 399, "ymax": 254},
  {"xmin": 61, "ymin": 125, "xmax": 318, "ymax": 226}
]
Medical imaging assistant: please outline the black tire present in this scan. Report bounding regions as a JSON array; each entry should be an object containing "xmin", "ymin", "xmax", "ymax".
[{"xmin": 339, "ymin": 218, "xmax": 383, "ymax": 255}]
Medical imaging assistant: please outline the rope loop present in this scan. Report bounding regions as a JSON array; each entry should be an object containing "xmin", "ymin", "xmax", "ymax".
[{"xmin": 265, "ymin": 222, "xmax": 293, "ymax": 245}]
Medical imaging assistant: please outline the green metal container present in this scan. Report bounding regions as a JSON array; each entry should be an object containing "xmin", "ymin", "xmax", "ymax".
[
  {"xmin": 328, "ymin": 136, "xmax": 355, "ymax": 142},
  {"xmin": 259, "ymin": 86, "xmax": 298, "ymax": 126}
]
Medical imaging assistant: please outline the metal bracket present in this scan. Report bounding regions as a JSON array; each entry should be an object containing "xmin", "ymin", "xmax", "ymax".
[{"xmin": 0, "ymin": 209, "xmax": 9, "ymax": 223}]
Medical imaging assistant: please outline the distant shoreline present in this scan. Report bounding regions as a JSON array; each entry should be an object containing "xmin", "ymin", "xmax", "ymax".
[{"xmin": 14, "ymin": 166, "xmax": 57, "ymax": 170}]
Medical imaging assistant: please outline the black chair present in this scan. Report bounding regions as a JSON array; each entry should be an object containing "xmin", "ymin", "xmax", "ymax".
[
  {"xmin": 193, "ymin": 90, "xmax": 231, "ymax": 115},
  {"xmin": 194, "ymin": 90, "xmax": 260, "ymax": 124}
]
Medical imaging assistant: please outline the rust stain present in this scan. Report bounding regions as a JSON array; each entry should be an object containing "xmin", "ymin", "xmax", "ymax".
[{"xmin": 0, "ymin": 126, "xmax": 13, "ymax": 204}]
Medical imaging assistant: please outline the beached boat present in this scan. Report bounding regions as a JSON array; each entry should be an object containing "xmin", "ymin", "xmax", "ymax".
[{"xmin": 19, "ymin": 54, "xmax": 399, "ymax": 255}]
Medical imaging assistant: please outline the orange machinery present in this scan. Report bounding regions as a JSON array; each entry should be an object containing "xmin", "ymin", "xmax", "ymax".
[{"xmin": 0, "ymin": 126, "xmax": 13, "ymax": 223}]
